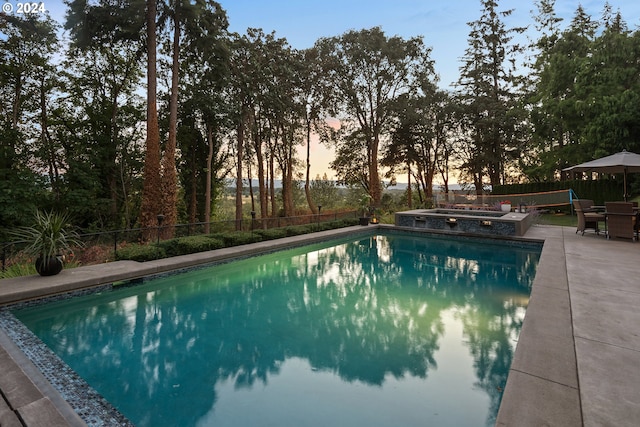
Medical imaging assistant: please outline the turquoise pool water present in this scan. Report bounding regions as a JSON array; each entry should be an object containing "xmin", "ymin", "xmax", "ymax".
[{"xmin": 14, "ymin": 232, "xmax": 541, "ymax": 427}]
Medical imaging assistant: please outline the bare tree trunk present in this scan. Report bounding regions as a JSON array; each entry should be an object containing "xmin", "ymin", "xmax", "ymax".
[
  {"xmin": 369, "ymin": 135, "xmax": 381, "ymax": 206},
  {"xmin": 286, "ymin": 157, "xmax": 294, "ymax": 216},
  {"xmin": 406, "ymin": 162, "xmax": 412, "ymax": 209},
  {"xmin": 279, "ymin": 128, "xmax": 295, "ymax": 217},
  {"xmin": 425, "ymin": 166, "xmax": 435, "ymax": 200},
  {"xmin": 263, "ymin": 152, "xmax": 270, "ymax": 225},
  {"xmin": 119, "ymin": 160, "xmax": 131, "ymax": 227},
  {"xmin": 160, "ymin": 8, "xmax": 180, "ymax": 238},
  {"xmin": 204, "ymin": 124, "xmax": 214, "ymax": 233},
  {"xmin": 304, "ymin": 117, "xmax": 316, "ymax": 213},
  {"xmin": 253, "ymin": 123, "xmax": 267, "ymax": 219},
  {"xmin": 474, "ymin": 171, "xmax": 483, "ymax": 196},
  {"xmin": 281, "ymin": 161, "xmax": 294, "ymax": 217},
  {"xmin": 248, "ymin": 161, "xmax": 255, "ymax": 213},
  {"xmin": 415, "ymin": 163, "xmax": 426, "ymax": 205},
  {"xmin": 189, "ymin": 161, "xmax": 197, "ymax": 225},
  {"xmin": 235, "ymin": 113, "xmax": 245, "ymax": 231},
  {"xmin": 413, "ymin": 171, "xmax": 424, "ymax": 205},
  {"xmin": 269, "ymin": 151, "xmax": 276, "ymax": 218},
  {"xmin": 39, "ymin": 78, "xmax": 60, "ymax": 200},
  {"xmin": 139, "ymin": 0, "xmax": 162, "ymax": 241}
]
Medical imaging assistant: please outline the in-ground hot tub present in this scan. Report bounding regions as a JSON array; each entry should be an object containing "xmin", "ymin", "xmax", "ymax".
[{"xmin": 395, "ymin": 208, "xmax": 534, "ymax": 237}]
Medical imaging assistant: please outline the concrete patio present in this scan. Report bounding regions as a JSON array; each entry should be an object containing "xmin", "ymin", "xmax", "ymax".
[{"xmin": 0, "ymin": 224, "xmax": 638, "ymax": 426}]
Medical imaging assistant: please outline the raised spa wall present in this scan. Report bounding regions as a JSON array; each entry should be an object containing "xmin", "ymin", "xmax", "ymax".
[{"xmin": 395, "ymin": 208, "xmax": 534, "ymax": 237}]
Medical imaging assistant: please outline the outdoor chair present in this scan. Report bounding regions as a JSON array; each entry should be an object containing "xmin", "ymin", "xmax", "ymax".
[
  {"xmin": 573, "ymin": 199, "xmax": 605, "ymax": 235},
  {"xmin": 605, "ymin": 202, "xmax": 637, "ymax": 241}
]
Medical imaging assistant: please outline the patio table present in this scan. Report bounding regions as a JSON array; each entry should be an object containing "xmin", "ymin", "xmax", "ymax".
[{"xmin": 603, "ymin": 207, "xmax": 639, "ymax": 240}]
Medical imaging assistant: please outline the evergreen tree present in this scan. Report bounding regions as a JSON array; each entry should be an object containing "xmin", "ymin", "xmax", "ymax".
[
  {"xmin": 456, "ymin": 0, "xmax": 526, "ymax": 190},
  {"xmin": 576, "ymin": 11, "xmax": 640, "ymax": 156},
  {"xmin": 522, "ymin": 0, "xmax": 565, "ymax": 181}
]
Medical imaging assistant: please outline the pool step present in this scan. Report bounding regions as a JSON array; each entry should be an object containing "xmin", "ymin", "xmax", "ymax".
[
  {"xmin": 0, "ymin": 392, "xmax": 22, "ymax": 426},
  {"xmin": 0, "ymin": 345, "xmax": 76, "ymax": 426}
]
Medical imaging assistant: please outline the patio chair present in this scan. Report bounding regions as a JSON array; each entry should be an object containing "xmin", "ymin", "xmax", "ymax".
[
  {"xmin": 605, "ymin": 202, "xmax": 637, "ymax": 241},
  {"xmin": 573, "ymin": 199, "xmax": 605, "ymax": 235}
]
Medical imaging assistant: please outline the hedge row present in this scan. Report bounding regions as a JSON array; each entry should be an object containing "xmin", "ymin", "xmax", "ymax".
[
  {"xmin": 115, "ymin": 218, "xmax": 360, "ymax": 262},
  {"xmin": 493, "ymin": 179, "xmax": 624, "ymax": 205}
]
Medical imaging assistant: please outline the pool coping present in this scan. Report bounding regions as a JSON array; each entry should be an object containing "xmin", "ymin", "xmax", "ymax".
[{"xmin": 1, "ymin": 224, "xmax": 639, "ymax": 426}]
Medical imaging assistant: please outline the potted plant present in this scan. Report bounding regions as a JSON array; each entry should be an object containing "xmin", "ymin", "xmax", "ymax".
[
  {"xmin": 358, "ymin": 194, "xmax": 372, "ymax": 226},
  {"xmin": 500, "ymin": 200, "xmax": 512, "ymax": 212},
  {"xmin": 11, "ymin": 210, "xmax": 83, "ymax": 276}
]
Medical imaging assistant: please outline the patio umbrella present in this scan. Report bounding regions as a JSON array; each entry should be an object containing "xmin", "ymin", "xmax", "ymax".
[{"xmin": 563, "ymin": 150, "xmax": 640, "ymax": 201}]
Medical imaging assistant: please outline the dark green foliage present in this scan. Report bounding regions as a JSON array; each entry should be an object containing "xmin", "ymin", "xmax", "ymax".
[
  {"xmin": 455, "ymin": 0, "xmax": 526, "ymax": 189},
  {"xmin": 210, "ymin": 231, "xmax": 262, "ymax": 247},
  {"xmin": 0, "ymin": 16, "xmax": 60, "ymax": 233},
  {"xmin": 343, "ymin": 218, "xmax": 360, "ymax": 227},
  {"xmin": 318, "ymin": 222, "xmax": 336, "ymax": 231},
  {"xmin": 318, "ymin": 27, "xmax": 436, "ymax": 206},
  {"xmin": 20, "ymin": 217, "xmax": 361, "ymax": 269},
  {"xmin": 284, "ymin": 225, "xmax": 314, "ymax": 236},
  {"xmin": 493, "ymin": 180, "xmax": 624, "ymax": 205},
  {"xmin": 0, "ymin": 169, "xmax": 49, "ymax": 237},
  {"xmin": 334, "ymin": 218, "xmax": 359, "ymax": 227},
  {"xmin": 115, "ymin": 244, "xmax": 166, "ymax": 262},
  {"xmin": 526, "ymin": 3, "xmax": 640, "ymax": 184},
  {"xmin": 157, "ymin": 236, "xmax": 225, "ymax": 257},
  {"xmin": 253, "ymin": 228, "xmax": 288, "ymax": 240},
  {"xmin": 6, "ymin": 2, "xmax": 640, "ymax": 228}
]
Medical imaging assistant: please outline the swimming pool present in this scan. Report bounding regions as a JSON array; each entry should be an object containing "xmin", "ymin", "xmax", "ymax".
[{"xmin": 11, "ymin": 231, "xmax": 541, "ymax": 426}]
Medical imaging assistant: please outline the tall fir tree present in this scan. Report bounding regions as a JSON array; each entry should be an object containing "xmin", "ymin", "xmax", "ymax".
[{"xmin": 456, "ymin": 0, "xmax": 526, "ymax": 190}]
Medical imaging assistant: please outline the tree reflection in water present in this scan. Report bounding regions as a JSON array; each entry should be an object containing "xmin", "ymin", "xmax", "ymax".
[{"xmin": 15, "ymin": 232, "xmax": 540, "ymax": 427}]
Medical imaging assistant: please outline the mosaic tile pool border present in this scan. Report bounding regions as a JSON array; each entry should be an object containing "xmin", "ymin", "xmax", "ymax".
[{"xmin": 0, "ymin": 308, "xmax": 134, "ymax": 427}]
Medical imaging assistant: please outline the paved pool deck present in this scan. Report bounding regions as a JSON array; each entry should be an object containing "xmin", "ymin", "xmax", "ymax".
[{"xmin": 0, "ymin": 224, "xmax": 638, "ymax": 426}]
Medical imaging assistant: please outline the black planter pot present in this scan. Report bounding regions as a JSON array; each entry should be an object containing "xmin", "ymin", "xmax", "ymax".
[
  {"xmin": 35, "ymin": 256, "xmax": 64, "ymax": 276},
  {"xmin": 359, "ymin": 217, "xmax": 370, "ymax": 226}
]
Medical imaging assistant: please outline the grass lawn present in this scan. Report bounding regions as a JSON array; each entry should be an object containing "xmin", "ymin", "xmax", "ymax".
[{"xmin": 536, "ymin": 212, "xmax": 577, "ymax": 227}]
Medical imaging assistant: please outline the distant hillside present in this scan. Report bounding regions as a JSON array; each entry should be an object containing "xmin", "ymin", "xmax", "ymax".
[{"xmin": 225, "ymin": 179, "xmax": 463, "ymax": 192}]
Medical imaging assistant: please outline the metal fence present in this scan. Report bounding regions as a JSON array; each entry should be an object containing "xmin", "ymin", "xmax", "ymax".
[{"xmin": 1, "ymin": 210, "xmax": 358, "ymax": 271}]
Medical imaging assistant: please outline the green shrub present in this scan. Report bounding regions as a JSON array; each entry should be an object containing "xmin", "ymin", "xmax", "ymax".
[
  {"xmin": 254, "ymin": 228, "xmax": 288, "ymax": 240},
  {"xmin": 318, "ymin": 222, "xmax": 334, "ymax": 231},
  {"xmin": 158, "ymin": 235, "xmax": 224, "ymax": 257},
  {"xmin": 285, "ymin": 224, "xmax": 313, "ymax": 236},
  {"xmin": 341, "ymin": 218, "xmax": 359, "ymax": 227},
  {"xmin": 156, "ymin": 238, "xmax": 180, "ymax": 256},
  {"xmin": 215, "ymin": 231, "xmax": 262, "ymax": 246},
  {"xmin": 207, "ymin": 232, "xmax": 225, "ymax": 241},
  {"xmin": 328, "ymin": 219, "xmax": 346, "ymax": 228},
  {"xmin": 115, "ymin": 244, "xmax": 166, "ymax": 262}
]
